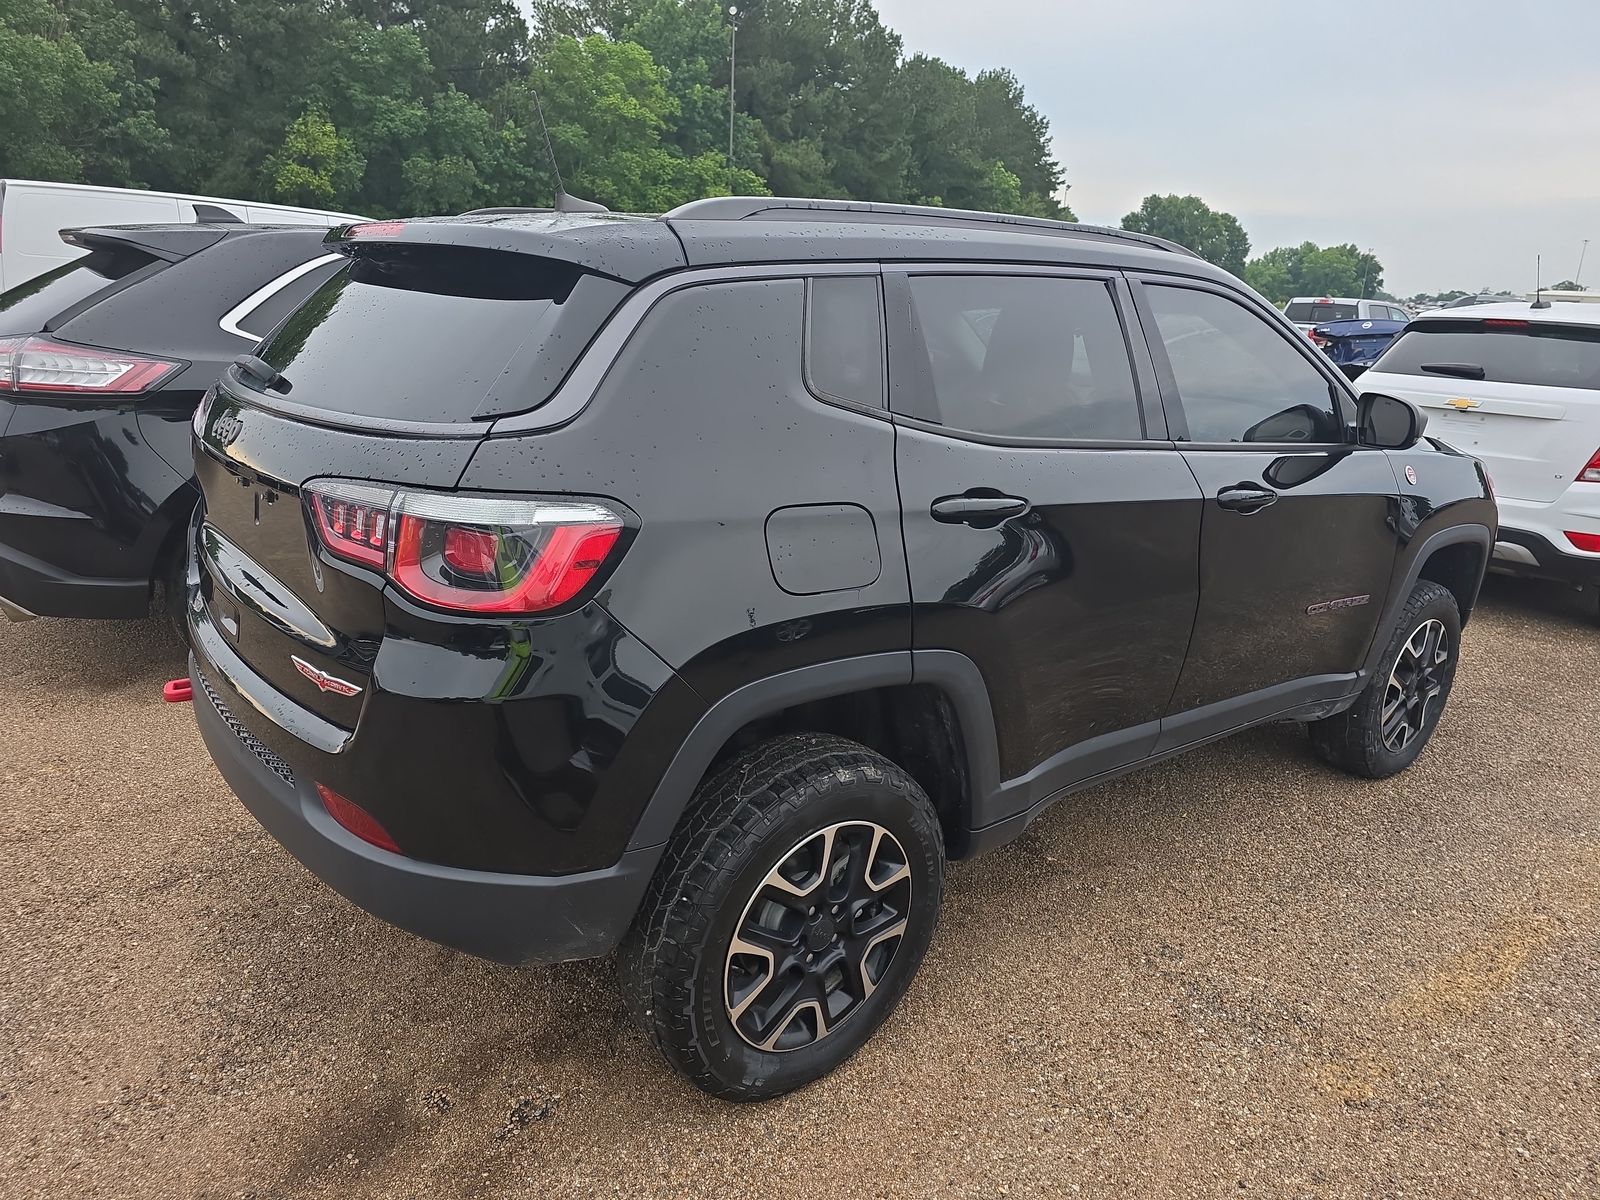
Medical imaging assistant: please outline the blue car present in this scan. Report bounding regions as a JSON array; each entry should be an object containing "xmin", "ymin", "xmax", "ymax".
[{"xmin": 1309, "ymin": 317, "xmax": 1408, "ymax": 381}]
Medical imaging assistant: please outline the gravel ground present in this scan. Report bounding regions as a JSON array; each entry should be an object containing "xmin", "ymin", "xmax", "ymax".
[{"xmin": 2, "ymin": 576, "xmax": 1597, "ymax": 1199}]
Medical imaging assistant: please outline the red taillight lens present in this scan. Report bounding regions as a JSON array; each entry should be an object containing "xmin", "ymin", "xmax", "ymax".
[
  {"xmin": 1483, "ymin": 318, "xmax": 1530, "ymax": 330},
  {"xmin": 0, "ymin": 335, "xmax": 182, "ymax": 395},
  {"xmin": 303, "ymin": 481, "xmax": 628, "ymax": 614},
  {"xmin": 1566, "ymin": 531, "xmax": 1600, "ymax": 554},
  {"xmin": 316, "ymin": 783, "xmax": 401, "ymax": 853},
  {"xmin": 1578, "ymin": 448, "xmax": 1600, "ymax": 485},
  {"xmin": 309, "ymin": 485, "xmax": 390, "ymax": 570}
]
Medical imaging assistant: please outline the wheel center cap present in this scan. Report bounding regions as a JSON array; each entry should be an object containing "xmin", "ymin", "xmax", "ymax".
[{"xmin": 805, "ymin": 917, "xmax": 836, "ymax": 953}]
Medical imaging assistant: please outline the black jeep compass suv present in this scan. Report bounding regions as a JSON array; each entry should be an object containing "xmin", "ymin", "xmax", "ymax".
[{"xmin": 186, "ymin": 198, "xmax": 1496, "ymax": 1100}]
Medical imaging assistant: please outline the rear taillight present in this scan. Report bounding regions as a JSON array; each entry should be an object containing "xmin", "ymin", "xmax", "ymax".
[
  {"xmin": 1566, "ymin": 531, "xmax": 1600, "ymax": 554},
  {"xmin": 305, "ymin": 480, "xmax": 627, "ymax": 614},
  {"xmin": 1578, "ymin": 448, "xmax": 1600, "ymax": 485},
  {"xmin": 0, "ymin": 335, "xmax": 182, "ymax": 395},
  {"xmin": 316, "ymin": 783, "xmax": 401, "ymax": 853}
]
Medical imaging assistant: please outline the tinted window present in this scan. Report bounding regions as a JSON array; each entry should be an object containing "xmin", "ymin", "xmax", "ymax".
[
  {"xmin": 1146, "ymin": 285, "xmax": 1343, "ymax": 443},
  {"xmin": 1374, "ymin": 320, "xmax": 1600, "ymax": 391},
  {"xmin": 0, "ymin": 248, "xmax": 157, "ymax": 336},
  {"xmin": 905, "ymin": 275, "xmax": 1142, "ymax": 440},
  {"xmin": 234, "ymin": 259, "xmax": 344, "ymax": 340},
  {"xmin": 1284, "ymin": 301, "xmax": 1359, "ymax": 323},
  {"xmin": 806, "ymin": 275, "xmax": 883, "ymax": 408},
  {"xmin": 259, "ymin": 244, "xmax": 627, "ymax": 421}
]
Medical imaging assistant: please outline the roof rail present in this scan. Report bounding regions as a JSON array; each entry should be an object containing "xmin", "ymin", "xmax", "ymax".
[{"xmin": 661, "ymin": 196, "xmax": 1199, "ymax": 259}]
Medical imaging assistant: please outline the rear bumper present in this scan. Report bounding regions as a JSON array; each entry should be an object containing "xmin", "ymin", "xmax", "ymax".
[
  {"xmin": 0, "ymin": 538, "xmax": 150, "ymax": 619},
  {"xmin": 1492, "ymin": 527, "xmax": 1600, "ymax": 585},
  {"xmin": 1494, "ymin": 490, "xmax": 1600, "ymax": 585},
  {"xmin": 192, "ymin": 651, "xmax": 663, "ymax": 964},
  {"xmin": 0, "ymin": 401, "xmax": 198, "ymax": 619}
]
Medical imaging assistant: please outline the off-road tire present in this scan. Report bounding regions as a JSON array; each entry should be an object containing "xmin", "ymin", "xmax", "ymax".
[
  {"xmin": 1309, "ymin": 580, "xmax": 1461, "ymax": 778},
  {"xmin": 618, "ymin": 733, "xmax": 945, "ymax": 1101}
]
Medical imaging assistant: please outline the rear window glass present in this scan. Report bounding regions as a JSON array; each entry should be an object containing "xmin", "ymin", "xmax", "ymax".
[
  {"xmin": 258, "ymin": 244, "xmax": 625, "ymax": 422},
  {"xmin": 1375, "ymin": 320, "xmax": 1600, "ymax": 391},
  {"xmin": 0, "ymin": 248, "xmax": 157, "ymax": 336},
  {"xmin": 1284, "ymin": 301, "xmax": 1359, "ymax": 323}
]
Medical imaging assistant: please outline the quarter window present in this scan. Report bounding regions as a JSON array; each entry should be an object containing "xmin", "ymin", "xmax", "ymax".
[
  {"xmin": 904, "ymin": 274, "xmax": 1143, "ymax": 440},
  {"xmin": 806, "ymin": 275, "xmax": 884, "ymax": 408},
  {"xmin": 1145, "ymin": 285, "xmax": 1343, "ymax": 444},
  {"xmin": 231, "ymin": 259, "xmax": 345, "ymax": 341}
]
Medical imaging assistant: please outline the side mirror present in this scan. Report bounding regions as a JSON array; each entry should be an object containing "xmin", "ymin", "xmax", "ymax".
[{"xmin": 1357, "ymin": 392, "xmax": 1427, "ymax": 450}]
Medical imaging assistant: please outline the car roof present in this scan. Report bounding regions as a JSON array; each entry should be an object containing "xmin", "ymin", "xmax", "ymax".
[
  {"xmin": 1286, "ymin": 296, "xmax": 1364, "ymax": 304},
  {"xmin": 1410, "ymin": 301, "xmax": 1600, "ymax": 328},
  {"xmin": 330, "ymin": 199, "xmax": 1234, "ymax": 286}
]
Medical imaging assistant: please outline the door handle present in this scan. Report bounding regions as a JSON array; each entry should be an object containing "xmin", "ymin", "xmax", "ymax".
[
  {"xmin": 930, "ymin": 493, "xmax": 1031, "ymax": 528},
  {"xmin": 1215, "ymin": 484, "xmax": 1278, "ymax": 514}
]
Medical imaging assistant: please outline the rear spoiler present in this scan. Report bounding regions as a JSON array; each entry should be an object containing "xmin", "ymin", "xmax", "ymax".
[
  {"xmin": 325, "ymin": 214, "xmax": 686, "ymax": 284},
  {"xmin": 59, "ymin": 225, "xmax": 230, "ymax": 262}
]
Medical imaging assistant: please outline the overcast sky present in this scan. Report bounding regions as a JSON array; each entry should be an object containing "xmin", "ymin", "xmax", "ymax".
[{"xmin": 872, "ymin": 0, "xmax": 1600, "ymax": 295}]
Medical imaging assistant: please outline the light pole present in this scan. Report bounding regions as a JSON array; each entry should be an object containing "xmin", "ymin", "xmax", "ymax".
[
  {"xmin": 1577, "ymin": 239, "xmax": 1591, "ymax": 288},
  {"xmin": 727, "ymin": 7, "xmax": 739, "ymax": 170}
]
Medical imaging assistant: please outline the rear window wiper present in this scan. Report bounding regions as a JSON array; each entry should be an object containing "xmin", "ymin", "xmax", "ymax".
[{"xmin": 1419, "ymin": 362, "xmax": 1486, "ymax": 380}]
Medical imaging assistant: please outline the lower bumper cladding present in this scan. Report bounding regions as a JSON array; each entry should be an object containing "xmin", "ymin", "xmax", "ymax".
[{"xmin": 190, "ymin": 653, "xmax": 663, "ymax": 965}]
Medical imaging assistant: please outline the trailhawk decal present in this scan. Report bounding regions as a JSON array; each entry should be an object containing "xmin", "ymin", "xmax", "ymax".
[
  {"xmin": 291, "ymin": 656, "xmax": 363, "ymax": 697},
  {"xmin": 1306, "ymin": 594, "xmax": 1372, "ymax": 616}
]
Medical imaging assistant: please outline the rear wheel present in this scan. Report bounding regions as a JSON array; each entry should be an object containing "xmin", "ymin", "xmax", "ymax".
[
  {"xmin": 619, "ymin": 733, "xmax": 944, "ymax": 1101},
  {"xmin": 1308, "ymin": 580, "xmax": 1461, "ymax": 778}
]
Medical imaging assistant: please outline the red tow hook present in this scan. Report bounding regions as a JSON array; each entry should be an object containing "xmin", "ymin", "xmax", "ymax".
[{"xmin": 163, "ymin": 678, "xmax": 194, "ymax": 704}]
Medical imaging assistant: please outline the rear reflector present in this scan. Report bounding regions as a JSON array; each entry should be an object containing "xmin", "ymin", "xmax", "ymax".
[
  {"xmin": 1566, "ymin": 531, "xmax": 1600, "ymax": 554},
  {"xmin": 316, "ymin": 783, "xmax": 402, "ymax": 853},
  {"xmin": 304, "ymin": 480, "xmax": 629, "ymax": 615},
  {"xmin": 1579, "ymin": 448, "xmax": 1600, "ymax": 485},
  {"xmin": 0, "ymin": 335, "xmax": 182, "ymax": 395}
]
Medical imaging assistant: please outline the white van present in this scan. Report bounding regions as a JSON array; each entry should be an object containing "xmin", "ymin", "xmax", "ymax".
[{"xmin": 0, "ymin": 179, "xmax": 365, "ymax": 293}]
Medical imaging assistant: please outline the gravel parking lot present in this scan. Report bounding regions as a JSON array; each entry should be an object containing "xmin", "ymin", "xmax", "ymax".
[{"xmin": 2, "ymin": 577, "xmax": 1597, "ymax": 1199}]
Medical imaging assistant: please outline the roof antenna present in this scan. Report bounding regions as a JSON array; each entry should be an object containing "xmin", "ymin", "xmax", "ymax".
[
  {"xmin": 531, "ymin": 92, "xmax": 608, "ymax": 214},
  {"xmin": 1532, "ymin": 254, "xmax": 1550, "ymax": 309}
]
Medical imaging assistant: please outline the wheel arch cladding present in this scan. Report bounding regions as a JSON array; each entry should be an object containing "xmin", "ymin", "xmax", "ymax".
[
  {"xmin": 1416, "ymin": 538, "xmax": 1489, "ymax": 624},
  {"xmin": 627, "ymin": 652, "xmax": 1002, "ymax": 859},
  {"xmin": 1363, "ymin": 523, "xmax": 1491, "ymax": 677}
]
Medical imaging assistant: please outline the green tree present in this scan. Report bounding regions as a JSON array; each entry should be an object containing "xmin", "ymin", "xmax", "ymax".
[
  {"xmin": 1244, "ymin": 241, "xmax": 1385, "ymax": 303},
  {"xmin": 0, "ymin": 0, "xmax": 161, "ymax": 182},
  {"xmin": 529, "ymin": 34, "xmax": 764, "ymax": 210},
  {"xmin": 1121, "ymin": 194, "xmax": 1249, "ymax": 275},
  {"xmin": 971, "ymin": 67, "xmax": 1067, "ymax": 217},
  {"xmin": 263, "ymin": 111, "xmax": 365, "ymax": 206}
]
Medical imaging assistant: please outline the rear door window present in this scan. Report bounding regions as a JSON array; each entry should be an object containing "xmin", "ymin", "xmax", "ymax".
[
  {"xmin": 901, "ymin": 274, "xmax": 1144, "ymax": 440},
  {"xmin": 1374, "ymin": 320, "xmax": 1600, "ymax": 390},
  {"xmin": 257, "ymin": 244, "xmax": 629, "ymax": 422}
]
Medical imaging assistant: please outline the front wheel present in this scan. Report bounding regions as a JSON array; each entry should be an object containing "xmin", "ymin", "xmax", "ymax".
[
  {"xmin": 1308, "ymin": 580, "xmax": 1461, "ymax": 778},
  {"xmin": 618, "ymin": 734, "xmax": 945, "ymax": 1101}
]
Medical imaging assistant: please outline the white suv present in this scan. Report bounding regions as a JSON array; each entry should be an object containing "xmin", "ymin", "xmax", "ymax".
[
  {"xmin": 1358, "ymin": 303, "xmax": 1600, "ymax": 618},
  {"xmin": 1284, "ymin": 296, "xmax": 1411, "ymax": 332}
]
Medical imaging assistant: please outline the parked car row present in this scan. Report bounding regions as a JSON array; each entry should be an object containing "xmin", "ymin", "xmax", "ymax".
[{"xmin": 3, "ymin": 187, "xmax": 1582, "ymax": 1104}]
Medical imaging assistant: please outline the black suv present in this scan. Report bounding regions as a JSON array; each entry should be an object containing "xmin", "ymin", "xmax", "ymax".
[
  {"xmin": 0, "ymin": 223, "xmax": 342, "ymax": 623},
  {"xmin": 186, "ymin": 199, "xmax": 1496, "ymax": 1100}
]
